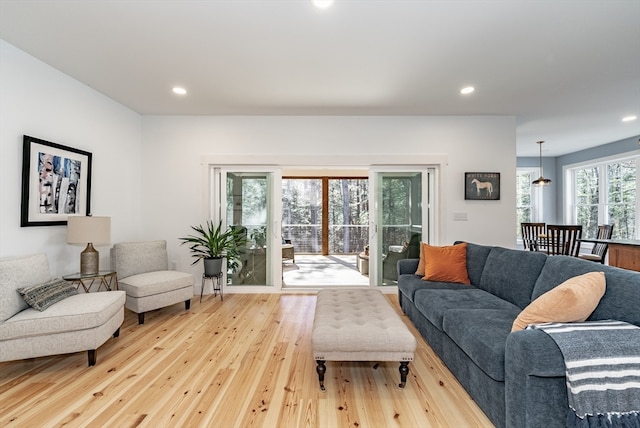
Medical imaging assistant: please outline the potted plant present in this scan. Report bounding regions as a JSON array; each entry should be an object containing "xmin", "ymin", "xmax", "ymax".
[{"xmin": 179, "ymin": 220, "xmax": 247, "ymax": 277}]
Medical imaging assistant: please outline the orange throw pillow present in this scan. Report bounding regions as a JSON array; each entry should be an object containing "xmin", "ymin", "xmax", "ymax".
[
  {"xmin": 421, "ymin": 243, "xmax": 471, "ymax": 285},
  {"xmin": 511, "ymin": 271, "xmax": 606, "ymax": 332}
]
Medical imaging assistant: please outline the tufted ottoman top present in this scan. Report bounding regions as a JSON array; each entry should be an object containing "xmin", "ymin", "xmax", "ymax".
[{"xmin": 312, "ymin": 288, "xmax": 416, "ymax": 362}]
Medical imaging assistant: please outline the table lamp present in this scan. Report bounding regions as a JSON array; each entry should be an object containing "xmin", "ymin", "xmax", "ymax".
[{"xmin": 67, "ymin": 215, "xmax": 111, "ymax": 275}]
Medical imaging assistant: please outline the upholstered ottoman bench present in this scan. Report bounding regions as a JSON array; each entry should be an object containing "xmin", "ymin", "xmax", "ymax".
[{"xmin": 311, "ymin": 288, "xmax": 416, "ymax": 391}]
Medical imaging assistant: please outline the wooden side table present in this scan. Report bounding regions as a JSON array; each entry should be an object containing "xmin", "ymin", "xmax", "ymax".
[
  {"xmin": 63, "ymin": 271, "xmax": 118, "ymax": 293},
  {"xmin": 357, "ymin": 252, "xmax": 369, "ymax": 275}
]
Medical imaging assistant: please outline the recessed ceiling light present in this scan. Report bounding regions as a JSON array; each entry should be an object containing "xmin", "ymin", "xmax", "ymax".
[
  {"xmin": 622, "ymin": 115, "xmax": 637, "ymax": 122},
  {"xmin": 313, "ymin": 0, "xmax": 334, "ymax": 10},
  {"xmin": 460, "ymin": 86, "xmax": 475, "ymax": 95},
  {"xmin": 172, "ymin": 87, "xmax": 187, "ymax": 95}
]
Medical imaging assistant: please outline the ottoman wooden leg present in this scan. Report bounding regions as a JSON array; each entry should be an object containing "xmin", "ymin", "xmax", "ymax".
[
  {"xmin": 316, "ymin": 360, "xmax": 326, "ymax": 391},
  {"xmin": 399, "ymin": 361, "xmax": 410, "ymax": 388}
]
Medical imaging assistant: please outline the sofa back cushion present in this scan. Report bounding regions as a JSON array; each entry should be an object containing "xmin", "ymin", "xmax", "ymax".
[
  {"xmin": 462, "ymin": 242, "xmax": 494, "ymax": 285},
  {"xmin": 0, "ymin": 253, "xmax": 52, "ymax": 321},
  {"xmin": 111, "ymin": 240, "xmax": 169, "ymax": 280},
  {"xmin": 533, "ymin": 255, "xmax": 640, "ymax": 326},
  {"xmin": 478, "ymin": 247, "xmax": 548, "ymax": 309}
]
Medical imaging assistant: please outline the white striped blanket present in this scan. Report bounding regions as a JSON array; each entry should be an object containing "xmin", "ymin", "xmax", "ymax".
[{"xmin": 529, "ymin": 320, "xmax": 640, "ymax": 428}]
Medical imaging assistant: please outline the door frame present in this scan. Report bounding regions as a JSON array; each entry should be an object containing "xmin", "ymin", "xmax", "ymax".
[
  {"xmin": 209, "ymin": 166, "xmax": 283, "ymax": 293},
  {"xmin": 368, "ymin": 167, "xmax": 438, "ymax": 286},
  {"xmin": 201, "ymin": 154, "xmax": 445, "ymax": 293}
]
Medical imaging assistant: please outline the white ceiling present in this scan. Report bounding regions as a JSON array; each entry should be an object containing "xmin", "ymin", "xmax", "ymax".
[{"xmin": 1, "ymin": 0, "xmax": 638, "ymax": 157}]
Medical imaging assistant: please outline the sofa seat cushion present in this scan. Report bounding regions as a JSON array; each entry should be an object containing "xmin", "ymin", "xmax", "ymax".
[
  {"xmin": 398, "ymin": 276, "xmax": 470, "ymax": 304},
  {"xmin": 119, "ymin": 271, "xmax": 193, "ymax": 298},
  {"xmin": 0, "ymin": 290, "xmax": 125, "ymax": 341},
  {"xmin": 414, "ymin": 288, "xmax": 519, "ymax": 331},
  {"xmin": 443, "ymin": 308, "xmax": 521, "ymax": 382}
]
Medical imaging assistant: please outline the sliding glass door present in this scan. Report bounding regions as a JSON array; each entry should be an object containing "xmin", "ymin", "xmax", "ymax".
[
  {"xmin": 209, "ymin": 164, "xmax": 435, "ymax": 289},
  {"xmin": 214, "ymin": 167, "xmax": 282, "ymax": 289},
  {"xmin": 369, "ymin": 168, "xmax": 433, "ymax": 286}
]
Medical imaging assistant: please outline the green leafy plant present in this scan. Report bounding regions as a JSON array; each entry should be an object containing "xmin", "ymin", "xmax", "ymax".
[{"xmin": 179, "ymin": 220, "xmax": 247, "ymax": 271}]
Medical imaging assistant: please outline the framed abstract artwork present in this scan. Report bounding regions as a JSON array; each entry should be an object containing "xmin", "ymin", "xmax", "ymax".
[
  {"xmin": 21, "ymin": 135, "xmax": 92, "ymax": 226},
  {"xmin": 465, "ymin": 172, "xmax": 500, "ymax": 200}
]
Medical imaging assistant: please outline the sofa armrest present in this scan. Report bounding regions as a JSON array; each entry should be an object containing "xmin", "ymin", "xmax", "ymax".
[
  {"xmin": 506, "ymin": 329, "xmax": 566, "ymax": 376},
  {"xmin": 505, "ymin": 329, "xmax": 568, "ymax": 428},
  {"xmin": 398, "ymin": 259, "xmax": 419, "ymax": 276}
]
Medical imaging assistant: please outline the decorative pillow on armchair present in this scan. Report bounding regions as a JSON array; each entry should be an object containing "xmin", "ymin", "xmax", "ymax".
[
  {"xmin": 18, "ymin": 278, "xmax": 78, "ymax": 311},
  {"xmin": 417, "ymin": 242, "xmax": 471, "ymax": 284}
]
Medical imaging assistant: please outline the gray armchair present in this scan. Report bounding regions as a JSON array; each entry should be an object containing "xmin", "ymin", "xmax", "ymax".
[{"xmin": 382, "ymin": 233, "xmax": 421, "ymax": 281}]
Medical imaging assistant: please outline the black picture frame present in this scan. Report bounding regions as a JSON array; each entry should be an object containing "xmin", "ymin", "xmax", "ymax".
[
  {"xmin": 465, "ymin": 172, "xmax": 500, "ymax": 200},
  {"xmin": 21, "ymin": 135, "xmax": 92, "ymax": 227}
]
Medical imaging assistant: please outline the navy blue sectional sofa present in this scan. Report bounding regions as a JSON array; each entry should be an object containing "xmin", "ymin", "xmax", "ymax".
[{"xmin": 397, "ymin": 242, "xmax": 640, "ymax": 428}]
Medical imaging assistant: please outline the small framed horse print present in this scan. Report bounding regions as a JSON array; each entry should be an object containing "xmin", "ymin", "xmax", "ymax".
[{"xmin": 465, "ymin": 172, "xmax": 500, "ymax": 200}]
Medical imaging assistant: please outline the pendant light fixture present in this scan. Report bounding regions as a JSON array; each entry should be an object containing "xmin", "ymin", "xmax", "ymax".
[{"xmin": 532, "ymin": 141, "xmax": 552, "ymax": 186}]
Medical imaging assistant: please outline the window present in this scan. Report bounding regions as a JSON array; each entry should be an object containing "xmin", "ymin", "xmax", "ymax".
[
  {"xmin": 516, "ymin": 168, "xmax": 542, "ymax": 238},
  {"xmin": 328, "ymin": 178, "xmax": 369, "ymax": 254},
  {"xmin": 281, "ymin": 177, "xmax": 369, "ymax": 254},
  {"xmin": 567, "ymin": 155, "xmax": 638, "ymax": 239},
  {"xmin": 281, "ymin": 178, "xmax": 323, "ymax": 253}
]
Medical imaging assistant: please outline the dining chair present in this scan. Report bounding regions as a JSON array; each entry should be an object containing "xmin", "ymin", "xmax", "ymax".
[
  {"xmin": 578, "ymin": 224, "xmax": 614, "ymax": 264},
  {"xmin": 521, "ymin": 222, "xmax": 546, "ymax": 251},
  {"xmin": 546, "ymin": 225, "xmax": 583, "ymax": 257}
]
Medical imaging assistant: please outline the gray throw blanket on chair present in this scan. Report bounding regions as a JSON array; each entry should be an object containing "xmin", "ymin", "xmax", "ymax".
[{"xmin": 530, "ymin": 320, "xmax": 640, "ymax": 428}]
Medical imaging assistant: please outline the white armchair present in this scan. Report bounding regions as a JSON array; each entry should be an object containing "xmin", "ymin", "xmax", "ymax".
[{"xmin": 111, "ymin": 240, "xmax": 194, "ymax": 325}]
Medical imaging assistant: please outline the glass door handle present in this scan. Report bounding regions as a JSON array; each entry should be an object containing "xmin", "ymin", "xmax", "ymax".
[
  {"xmin": 369, "ymin": 222, "xmax": 377, "ymax": 239},
  {"xmin": 273, "ymin": 220, "xmax": 280, "ymax": 240}
]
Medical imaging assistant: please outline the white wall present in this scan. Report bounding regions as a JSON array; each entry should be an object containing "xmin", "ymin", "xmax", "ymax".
[
  {"xmin": 1, "ymin": 40, "xmax": 518, "ymax": 280},
  {"xmin": 0, "ymin": 40, "xmax": 142, "ymax": 276},
  {"xmin": 142, "ymin": 115, "xmax": 517, "ymax": 274}
]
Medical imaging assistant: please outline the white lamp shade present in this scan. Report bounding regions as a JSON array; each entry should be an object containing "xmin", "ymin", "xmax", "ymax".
[{"xmin": 67, "ymin": 216, "xmax": 111, "ymax": 245}]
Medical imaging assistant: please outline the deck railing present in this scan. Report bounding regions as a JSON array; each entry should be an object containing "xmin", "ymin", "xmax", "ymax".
[
  {"xmin": 281, "ymin": 224, "xmax": 414, "ymax": 254},
  {"xmin": 240, "ymin": 224, "xmax": 415, "ymax": 255}
]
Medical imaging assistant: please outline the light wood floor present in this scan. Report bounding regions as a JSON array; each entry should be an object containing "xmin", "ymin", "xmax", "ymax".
[{"xmin": 0, "ymin": 293, "xmax": 494, "ymax": 427}]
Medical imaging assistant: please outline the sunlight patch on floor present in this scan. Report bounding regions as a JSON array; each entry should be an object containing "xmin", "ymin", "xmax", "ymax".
[{"xmin": 282, "ymin": 254, "xmax": 370, "ymax": 286}]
